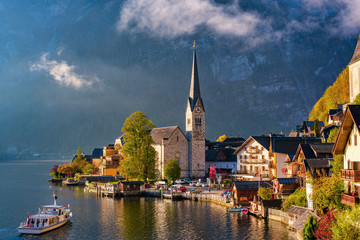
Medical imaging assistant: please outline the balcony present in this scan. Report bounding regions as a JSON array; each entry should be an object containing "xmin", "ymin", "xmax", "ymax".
[
  {"xmin": 341, "ymin": 193, "xmax": 360, "ymax": 207},
  {"xmin": 341, "ymin": 169, "xmax": 360, "ymax": 182}
]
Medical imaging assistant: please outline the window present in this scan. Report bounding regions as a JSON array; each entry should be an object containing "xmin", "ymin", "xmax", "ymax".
[
  {"xmin": 349, "ymin": 136, "xmax": 352, "ymax": 146},
  {"xmin": 195, "ymin": 118, "xmax": 202, "ymax": 126},
  {"xmin": 355, "ymin": 134, "xmax": 357, "ymax": 146},
  {"xmin": 177, "ymin": 136, "xmax": 179, "ymax": 142},
  {"xmin": 187, "ymin": 119, "xmax": 190, "ymax": 124},
  {"xmin": 175, "ymin": 152, "xmax": 180, "ymax": 161}
]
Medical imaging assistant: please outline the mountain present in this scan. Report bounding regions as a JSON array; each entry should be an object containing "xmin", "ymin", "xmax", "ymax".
[{"xmin": 0, "ymin": 1, "xmax": 358, "ymax": 158}]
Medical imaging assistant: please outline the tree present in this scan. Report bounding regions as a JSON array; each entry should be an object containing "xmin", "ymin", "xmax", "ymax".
[
  {"xmin": 309, "ymin": 68, "xmax": 349, "ymax": 123},
  {"xmin": 73, "ymin": 146, "xmax": 83, "ymax": 163},
  {"xmin": 49, "ymin": 165, "xmax": 59, "ymax": 178},
  {"xmin": 327, "ymin": 127, "xmax": 339, "ymax": 143},
  {"xmin": 120, "ymin": 111, "xmax": 157, "ymax": 182},
  {"xmin": 314, "ymin": 210, "xmax": 336, "ymax": 240},
  {"xmin": 82, "ymin": 163, "xmax": 97, "ymax": 175},
  {"xmin": 310, "ymin": 174, "xmax": 344, "ymax": 212},
  {"xmin": 332, "ymin": 154, "xmax": 343, "ymax": 177},
  {"xmin": 216, "ymin": 135, "xmax": 227, "ymax": 142},
  {"xmin": 332, "ymin": 206, "xmax": 360, "ymax": 240},
  {"xmin": 164, "ymin": 159, "xmax": 181, "ymax": 184},
  {"xmin": 303, "ymin": 215, "xmax": 317, "ymax": 240},
  {"xmin": 258, "ymin": 187, "xmax": 272, "ymax": 200},
  {"xmin": 354, "ymin": 94, "xmax": 360, "ymax": 104},
  {"xmin": 314, "ymin": 119, "xmax": 320, "ymax": 138},
  {"xmin": 282, "ymin": 187, "xmax": 307, "ymax": 211}
]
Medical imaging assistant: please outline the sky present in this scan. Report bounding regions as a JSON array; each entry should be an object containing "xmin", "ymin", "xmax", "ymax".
[{"xmin": 0, "ymin": 0, "xmax": 359, "ymax": 156}]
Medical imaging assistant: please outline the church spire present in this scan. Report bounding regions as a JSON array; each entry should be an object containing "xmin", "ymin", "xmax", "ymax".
[
  {"xmin": 349, "ymin": 35, "xmax": 360, "ymax": 65},
  {"xmin": 188, "ymin": 40, "xmax": 204, "ymax": 111}
]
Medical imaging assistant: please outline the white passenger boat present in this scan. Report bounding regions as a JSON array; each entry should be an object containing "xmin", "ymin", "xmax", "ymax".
[{"xmin": 17, "ymin": 193, "xmax": 72, "ymax": 234}]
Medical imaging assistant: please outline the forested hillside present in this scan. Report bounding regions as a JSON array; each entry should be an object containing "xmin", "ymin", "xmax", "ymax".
[{"xmin": 308, "ymin": 68, "xmax": 349, "ymax": 124}]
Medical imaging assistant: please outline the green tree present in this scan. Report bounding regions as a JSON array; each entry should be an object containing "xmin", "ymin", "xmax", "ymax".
[
  {"xmin": 314, "ymin": 119, "xmax": 320, "ymax": 138},
  {"xmin": 332, "ymin": 206, "xmax": 360, "ymax": 240},
  {"xmin": 327, "ymin": 127, "xmax": 339, "ymax": 143},
  {"xmin": 120, "ymin": 111, "xmax": 157, "ymax": 182},
  {"xmin": 164, "ymin": 159, "xmax": 181, "ymax": 184},
  {"xmin": 258, "ymin": 187, "xmax": 272, "ymax": 200},
  {"xmin": 332, "ymin": 154, "xmax": 343, "ymax": 177},
  {"xmin": 82, "ymin": 163, "xmax": 97, "ymax": 175},
  {"xmin": 354, "ymin": 94, "xmax": 360, "ymax": 104},
  {"xmin": 303, "ymin": 215, "xmax": 317, "ymax": 240},
  {"xmin": 282, "ymin": 187, "xmax": 307, "ymax": 211},
  {"xmin": 73, "ymin": 146, "xmax": 83, "ymax": 163}
]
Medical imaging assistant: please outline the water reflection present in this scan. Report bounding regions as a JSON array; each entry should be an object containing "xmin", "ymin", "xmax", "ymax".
[{"xmin": 0, "ymin": 160, "xmax": 296, "ymax": 240}]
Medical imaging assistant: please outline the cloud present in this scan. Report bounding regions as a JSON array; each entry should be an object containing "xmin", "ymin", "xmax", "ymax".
[
  {"xmin": 116, "ymin": 0, "xmax": 270, "ymax": 40},
  {"xmin": 301, "ymin": 0, "xmax": 360, "ymax": 35},
  {"xmin": 30, "ymin": 54, "xmax": 100, "ymax": 89}
]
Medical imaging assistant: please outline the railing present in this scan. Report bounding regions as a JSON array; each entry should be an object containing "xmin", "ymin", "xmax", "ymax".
[
  {"xmin": 341, "ymin": 169, "xmax": 360, "ymax": 182},
  {"xmin": 240, "ymin": 159, "xmax": 266, "ymax": 164},
  {"xmin": 341, "ymin": 193, "xmax": 360, "ymax": 207}
]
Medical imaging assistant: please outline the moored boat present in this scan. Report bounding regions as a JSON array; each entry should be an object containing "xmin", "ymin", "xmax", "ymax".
[
  {"xmin": 228, "ymin": 207, "xmax": 243, "ymax": 212},
  {"xmin": 241, "ymin": 208, "xmax": 249, "ymax": 215},
  {"xmin": 17, "ymin": 193, "xmax": 72, "ymax": 234}
]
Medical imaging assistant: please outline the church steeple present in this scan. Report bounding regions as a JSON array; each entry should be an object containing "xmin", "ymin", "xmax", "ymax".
[
  {"xmin": 188, "ymin": 40, "xmax": 204, "ymax": 112},
  {"xmin": 349, "ymin": 35, "xmax": 360, "ymax": 65}
]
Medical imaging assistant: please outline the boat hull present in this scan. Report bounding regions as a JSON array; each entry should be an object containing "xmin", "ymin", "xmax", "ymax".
[
  {"xmin": 228, "ymin": 208, "xmax": 243, "ymax": 212},
  {"xmin": 18, "ymin": 218, "xmax": 70, "ymax": 235}
]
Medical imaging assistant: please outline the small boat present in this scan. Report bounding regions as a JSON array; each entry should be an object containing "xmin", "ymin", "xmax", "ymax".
[
  {"xmin": 241, "ymin": 208, "xmax": 249, "ymax": 215},
  {"xmin": 62, "ymin": 178, "xmax": 79, "ymax": 186},
  {"xmin": 18, "ymin": 193, "xmax": 72, "ymax": 234},
  {"xmin": 228, "ymin": 207, "xmax": 243, "ymax": 212}
]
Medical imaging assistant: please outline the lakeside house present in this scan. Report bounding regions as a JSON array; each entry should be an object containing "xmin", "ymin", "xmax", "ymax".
[
  {"xmin": 116, "ymin": 181, "xmax": 144, "ymax": 196},
  {"xmin": 234, "ymin": 134, "xmax": 321, "ymax": 181},
  {"xmin": 284, "ymin": 143, "xmax": 333, "ymax": 184},
  {"xmin": 333, "ymin": 105, "xmax": 360, "ymax": 206},
  {"xmin": 273, "ymin": 178, "xmax": 298, "ymax": 199},
  {"xmin": 205, "ymin": 147, "xmax": 237, "ymax": 175},
  {"xmin": 232, "ymin": 181, "xmax": 272, "ymax": 206}
]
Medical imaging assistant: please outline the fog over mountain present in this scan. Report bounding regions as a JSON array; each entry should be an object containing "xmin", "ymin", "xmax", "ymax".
[{"xmin": 0, "ymin": 0, "xmax": 359, "ymax": 157}]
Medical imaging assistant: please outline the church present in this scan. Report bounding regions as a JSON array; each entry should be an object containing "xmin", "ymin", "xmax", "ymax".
[
  {"xmin": 349, "ymin": 36, "xmax": 360, "ymax": 103},
  {"xmin": 150, "ymin": 42, "xmax": 206, "ymax": 179}
]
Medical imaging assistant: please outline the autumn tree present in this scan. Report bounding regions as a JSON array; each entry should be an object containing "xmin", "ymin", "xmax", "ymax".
[
  {"xmin": 216, "ymin": 135, "xmax": 227, "ymax": 142},
  {"xmin": 309, "ymin": 68, "xmax": 349, "ymax": 123},
  {"xmin": 164, "ymin": 159, "xmax": 181, "ymax": 184},
  {"xmin": 327, "ymin": 127, "xmax": 339, "ymax": 143},
  {"xmin": 314, "ymin": 210, "xmax": 336, "ymax": 240},
  {"xmin": 120, "ymin": 111, "xmax": 157, "ymax": 182}
]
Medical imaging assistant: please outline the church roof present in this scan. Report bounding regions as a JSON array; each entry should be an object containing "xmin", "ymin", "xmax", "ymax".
[
  {"xmin": 188, "ymin": 41, "xmax": 204, "ymax": 111},
  {"xmin": 349, "ymin": 36, "xmax": 360, "ymax": 65},
  {"xmin": 150, "ymin": 126, "xmax": 187, "ymax": 144}
]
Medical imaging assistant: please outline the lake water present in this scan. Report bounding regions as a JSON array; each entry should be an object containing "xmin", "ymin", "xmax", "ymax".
[{"xmin": 0, "ymin": 160, "xmax": 296, "ymax": 240}]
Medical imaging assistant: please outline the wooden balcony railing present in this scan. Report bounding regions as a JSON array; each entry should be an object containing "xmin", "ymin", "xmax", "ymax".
[
  {"xmin": 341, "ymin": 169, "xmax": 360, "ymax": 182},
  {"xmin": 341, "ymin": 193, "xmax": 360, "ymax": 207}
]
